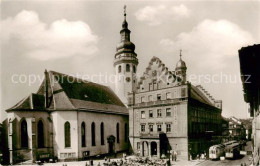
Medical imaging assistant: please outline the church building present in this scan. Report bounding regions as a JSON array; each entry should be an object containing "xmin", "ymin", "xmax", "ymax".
[{"xmin": 5, "ymin": 70, "xmax": 129, "ymax": 164}]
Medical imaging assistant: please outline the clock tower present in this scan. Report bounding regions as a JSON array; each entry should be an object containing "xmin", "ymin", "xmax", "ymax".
[{"xmin": 114, "ymin": 6, "xmax": 138, "ymax": 104}]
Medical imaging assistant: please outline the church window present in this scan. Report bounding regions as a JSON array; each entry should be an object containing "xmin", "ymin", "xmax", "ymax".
[
  {"xmin": 116, "ymin": 123, "xmax": 120, "ymax": 143},
  {"xmin": 64, "ymin": 121, "xmax": 71, "ymax": 148},
  {"xmin": 118, "ymin": 65, "xmax": 121, "ymax": 73},
  {"xmin": 126, "ymin": 64, "xmax": 130, "ymax": 72},
  {"xmin": 21, "ymin": 120, "xmax": 28, "ymax": 148},
  {"xmin": 81, "ymin": 122, "xmax": 86, "ymax": 147},
  {"xmin": 100, "ymin": 122, "xmax": 104, "ymax": 145},
  {"xmin": 91, "ymin": 122, "xmax": 96, "ymax": 146},
  {"xmin": 37, "ymin": 120, "xmax": 44, "ymax": 148},
  {"xmin": 125, "ymin": 123, "xmax": 128, "ymax": 142},
  {"xmin": 133, "ymin": 65, "xmax": 136, "ymax": 73}
]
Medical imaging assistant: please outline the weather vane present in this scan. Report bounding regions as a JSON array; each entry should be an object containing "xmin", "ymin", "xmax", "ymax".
[
  {"xmin": 180, "ymin": 49, "xmax": 182, "ymax": 59},
  {"xmin": 124, "ymin": 5, "xmax": 127, "ymax": 17}
]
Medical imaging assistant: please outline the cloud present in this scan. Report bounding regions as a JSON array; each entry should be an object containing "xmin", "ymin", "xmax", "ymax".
[
  {"xmin": 1, "ymin": 10, "xmax": 99, "ymax": 61},
  {"xmin": 135, "ymin": 4, "xmax": 190, "ymax": 26},
  {"xmin": 159, "ymin": 19, "xmax": 255, "ymax": 70}
]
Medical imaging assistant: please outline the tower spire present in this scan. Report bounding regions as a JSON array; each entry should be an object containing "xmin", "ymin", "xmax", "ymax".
[
  {"xmin": 180, "ymin": 49, "xmax": 182, "ymax": 60},
  {"xmin": 124, "ymin": 5, "xmax": 127, "ymax": 20}
]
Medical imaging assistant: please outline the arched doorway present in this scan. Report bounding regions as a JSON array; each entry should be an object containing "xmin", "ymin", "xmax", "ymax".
[
  {"xmin": 151, "ymin": 141, "xmax": 157, "ymax": 156},
  {"xmin": 142, "ymin": 141, "xmax": 149, "ymax": 156},
  {"xmin": 107, "ymin": 135, "xmax": 115, "ymax": 154}
]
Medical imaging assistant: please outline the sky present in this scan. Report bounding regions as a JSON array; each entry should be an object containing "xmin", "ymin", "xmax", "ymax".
[{"xmin": 1, "ymin": 0, "xmax": 259, "ymax": 122}]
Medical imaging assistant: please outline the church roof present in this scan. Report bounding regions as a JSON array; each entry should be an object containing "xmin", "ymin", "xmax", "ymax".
[{"xmin": 7, "ymin": 70, "xmax": 128, "ymax": 115}]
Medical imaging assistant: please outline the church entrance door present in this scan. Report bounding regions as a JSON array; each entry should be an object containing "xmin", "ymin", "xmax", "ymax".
[{"xmin": 107, "ymin": 135, "xmax": 115, "ymax": 154}]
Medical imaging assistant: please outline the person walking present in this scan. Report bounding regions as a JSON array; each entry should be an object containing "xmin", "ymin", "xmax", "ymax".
[{"xmin": 174, "ymin": 151, "xmax": 177, "ymax": 161}]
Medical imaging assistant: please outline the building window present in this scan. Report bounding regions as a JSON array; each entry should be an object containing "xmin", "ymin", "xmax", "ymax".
[
  {"xmin": 166, "ymin": 92, "xmax": 171, "ymax": 100},
  {"xmin": 37, "ymin": 120, "xmax": 44, "ymax": 148},
  {"xmin": 101, "ymin": 122, "xmax": 104, "ymax": 145},
  {"xmin": 65, "ymin": 121, "xmax": 71, "ymax": 148},
  {"xmin": 149, "ymin": 83, "xmax": 153, "ymax": 91},
  {"xmin": 137, "ymin": 142, "xmax": 140, "ymax": 150},
  {"xmin": 81, "ymin": 122, "xmax": 86, "ymax": 147},
  {"xmin": 116, "ymin": 123, "xmax": 120, "ymax": 143},
  {"xmin": 157, "ymin": 94, "xmax": 161, "ymax": 100},
  {"xmin": 118, "ymin": 65, "xmax": 121, "ymax": 73},
  {"xmin": 157, "ymin": 109, "xmax": 162, "ymax": 117},
  {"xmin": 153, "ymin": 82, "xmax": 157, "ymax": 90},
  {"xmin": 149, "ymin": 110, "xmax": 153, "ymax": 118},
  {"xmin": 166, "ymin": 108, "xmax": 171, "ymax": 117},
  {"xmin": 166, "ymin": 124, "xmax": 171, "ymax": 132},
  {"xmin": 157, "ymin": 124, "xmax": 162, "ymax": 132},
  {"xmin": 91, "ymin": 122, "xmax": 96, "ymax": 146},
  {"xmin": 149, "ymin": 124, "xmax": 153, "ymax": 132},
  {"xmin": 21, "ymin": 120, "xmax": 28, "ymax": 148},
  {"xmin": 141, "ymin": 96, "xmax": 145, "ymax": 103},
  {"xmin": 141, "ymin": 125, "xmax": 145, "ymax": 132},
  {"xmin": 148, "ymin": 95, "xmax": 153, "ymax": 102},
  {"xmin": 125, "ymin": 123, "xmax": 128, "ymax": 142},
  {"xmin": 141, "ymin": 111, "xmax": 145, "ymax": 119},
  {"xmin": 133, "ymin": 65, "xmax": 136, "ymax": 73},
  {"xmin": 126, "ymin": 64, "xmax": 130, "ymax": 72}
]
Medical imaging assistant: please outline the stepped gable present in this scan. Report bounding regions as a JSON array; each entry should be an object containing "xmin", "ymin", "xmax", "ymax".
[{"xmin": 136, "ymin": 56, "xmax": 181, "ymax": 90}]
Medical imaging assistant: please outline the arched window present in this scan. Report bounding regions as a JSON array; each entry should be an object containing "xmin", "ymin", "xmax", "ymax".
[
  {"xmin": 133, "ymin": 65, "xmax": 136, "ymax": 73},
  {"xmin": 126, "ymin": 64, "xmax": 130, "ymax": 72},
  {"xmin": 118, "ymin": 65, "xmax": 121, "ymax": 73},
  {"xmin": 100, "ymin": 122, "xmax": 104, "ymax": 145},
  {"xmin": 64, "ymin": 121, "xmax": 71, "ymax": 148},
  {"xmin": 91, "ymin": 122, "xmax": 96, "ymax": 146},
  {"xmin": 125, "ymin": 123, "xmax": 128, "ymax": 142},
  {"xmin": 37, "ymin": 120, "xmax": 44, "ymax": 148},
  {"xmin": 21, "ymin": 120, "xmax": 28, "ymax": 148},
  {"xmin": 116, "ymin": 123, "xmax": 120, "ymax": 143},
  {"xmin": 81, "ymin": 122, "xmax": 86, "ymax": 147}
]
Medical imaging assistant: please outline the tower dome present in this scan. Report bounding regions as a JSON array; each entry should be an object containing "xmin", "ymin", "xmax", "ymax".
[
  {"xmin": 175, "ymin": 50, "xmax": 187, "ymax": 70},
  {"xmin": 176, "ymin": 59, "xmax": 186, "ymax": 70}
]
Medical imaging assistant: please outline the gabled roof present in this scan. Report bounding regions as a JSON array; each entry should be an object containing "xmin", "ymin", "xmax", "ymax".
[{"xmin": 7, "ymin": 70, "xmax": 128, "ymax": 115}]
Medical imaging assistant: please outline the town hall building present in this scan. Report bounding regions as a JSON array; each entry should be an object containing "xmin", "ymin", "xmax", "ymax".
[{"xmin": 113, "ymin": 7, "xmax": 223, "ymax": 160}]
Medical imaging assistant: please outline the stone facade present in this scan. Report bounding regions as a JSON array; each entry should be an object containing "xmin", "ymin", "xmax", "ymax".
[{"xmin": 128, "ymin": 56, "xmax": 222, "ymax": 160}]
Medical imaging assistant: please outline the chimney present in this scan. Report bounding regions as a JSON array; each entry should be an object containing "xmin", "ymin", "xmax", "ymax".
[{"xmin": 44, "ymin": 69, "xmax": 49, "ymax": 108}]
